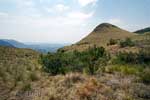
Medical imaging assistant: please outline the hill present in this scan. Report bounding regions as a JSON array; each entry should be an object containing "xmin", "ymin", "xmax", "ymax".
[
  {"xmin": 60, "ymin": 23, "xmax": 135, "ymax": 52},
  {"xmin": 0, "ymin": 40, "xmax": 14, "ymax": 47},
  {"xmin": 134, "ymin": 27, "xmax": 150, "ymax": 34}
]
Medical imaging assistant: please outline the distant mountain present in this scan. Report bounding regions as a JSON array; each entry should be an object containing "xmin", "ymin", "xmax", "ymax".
[
  {"xmin": 60, "ymin": 23, "xmax": 135, "ymax": 52},
  {"xmin": 0, "ymin": 40, "xmax": 14, "ymax": 47},
  {"xmin": 134, "ymin": 27, "xmax": 150, "ymax": 34},
  {"xmin": 2, "ymin": 39, "xmax": 27, "ymax": 48},
  {"xmin": 27, "ymin": 43, "xmax": 68, "ymax": 53},
  {"xmin": 0, "ymin": 39, "xmax": 69, "ymax": 53}
]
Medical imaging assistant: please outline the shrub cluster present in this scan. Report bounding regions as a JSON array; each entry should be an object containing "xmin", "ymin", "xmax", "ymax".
[
  {"xmin": 40, "ymin": 46, "xmax": 110, "ymax": 75},
  {"xmin": 107, "ymin": 38, "xmax": 118, "ymax": 45},
  {"xmin": 114, "ymin": 48, "xmax": 150, "ymax": 64},
  {"xmin": 120, "ymin": 38, "xmax": 135, "ymax": 47}
]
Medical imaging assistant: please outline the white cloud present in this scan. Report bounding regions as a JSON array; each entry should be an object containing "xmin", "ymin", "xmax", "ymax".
[
  {"xmin": 78, "ymin": 0, "xmax": 97, "ymax": 6},
  {"xmin": 0, "ymin": 0, "xmax": 94, "ymax": 43},
  {"xmin": 25, "ymin": 11, "xmax": 93, "ymax": 27},
  {"xmin": 0, "ymin": 10, "xmax": 93, "ymax": 43}
]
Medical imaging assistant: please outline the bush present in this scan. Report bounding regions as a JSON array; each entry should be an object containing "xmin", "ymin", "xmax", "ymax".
[
  {"xmin": 78, "ymin": 46, "xmax": 109, "ymax": 75},
  {"xmin": 40, "ymin": 53, "xmax": 67, "ymax": 75},
  {"xmin": 107, "ymin": 38, "xmax": 118, "ymax": 45},
  {"xmin": 138, "ymin": 48, "xmax": 150, "ymax": 64},
  {"xmin": 114, "ymin": 48, "xmax": 150, "ymax": 64},
  {"xmin": 41, "ymin": 46, "xmax": 110, "ymax": 75},
  {"xmin": 115, "ymin": 52, "xmax": 137, "ymax": 64},
  {"xmin": 120, "ymin": 38, "xmax": 135, "ymax": 47}
]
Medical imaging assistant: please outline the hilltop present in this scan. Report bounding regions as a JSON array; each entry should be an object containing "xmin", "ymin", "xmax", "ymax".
[{"xmin": 60, "ymin": 23, "xmax": 135, "ymax": 52}]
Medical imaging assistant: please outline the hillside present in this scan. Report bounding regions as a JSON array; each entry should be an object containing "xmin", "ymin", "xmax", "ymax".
[
  {"xmin": 60, "ymin": 23, "xmax": 135, "ymax": 52},
  {"xmin": 0, "ymin": 46, "xmax": 43, "ymax": 99},
  {"xmin": 134, "ymin": 27, "xmax": 150, "ymax": 34}
]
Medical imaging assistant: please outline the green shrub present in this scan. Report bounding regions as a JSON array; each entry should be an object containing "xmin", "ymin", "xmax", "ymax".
[
  {"xmin": 107, "ymin": 38, "xmax": 118, "ymax": 45},
  {"xmin": 79, "ymin": 46, "xmax": 109, "ymax": 75},
  {"xmin": 114, "ymin": 48, "xmax": 150, "ymax": 64},
  {"xmin": 41, "ymin": 46, "xmax": 110, "ymax": 75},
  {"xmin": 138, "ymin": 48, "xmax": 150, "ymax": 64},
  {"xmin": 120, "ymin": 38, "xmax": 135, "ymax": 47},
  {"xmin": 115, "ymin": 52, "xmax": 137, "ymax": 64},
  {"xmin": 41, "ymin": 53, "xmax": 66, "ymax": 75},
  {"xmin": 121, "ymin": 66, "xmax": 139, "ymax": 75}
]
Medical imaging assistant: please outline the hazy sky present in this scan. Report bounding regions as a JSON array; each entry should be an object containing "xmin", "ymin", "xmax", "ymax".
[{"xmin": 0, "ymin": 0, "xmax": 150, "ymax": 43}]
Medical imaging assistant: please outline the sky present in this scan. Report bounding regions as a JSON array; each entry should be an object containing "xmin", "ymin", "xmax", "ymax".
[{"xmin": 0, "ymin": 0, "xmax": 150, "ymax": 43}]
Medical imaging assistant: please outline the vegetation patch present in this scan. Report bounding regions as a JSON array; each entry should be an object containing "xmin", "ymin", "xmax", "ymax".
[
  {"xmin": 119, "ymin": 38, "xmax": 135, "ymax": 47},
  {"xmin": 41, "ymin": 46, "xmax": 110, "ymax": 75}
]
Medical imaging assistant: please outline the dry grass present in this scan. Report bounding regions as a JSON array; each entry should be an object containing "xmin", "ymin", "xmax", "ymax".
[
  {"xmin": 0, "ymin": 46, "xmax": 42, "ymax": 100},
  {"xmin": 8, "ymin": 72, "xmax": 149, "ymax": 100}
]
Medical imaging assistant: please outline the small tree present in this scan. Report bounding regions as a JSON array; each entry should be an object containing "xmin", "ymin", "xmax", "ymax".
[
  {"xmin": 115, "ymin": 52, "xmax": 137, "ymax": 64},
  {"xmin": 41, "ymin": 53, "xmax": 65, "ymax": 75},
  {"xmin": 81, "ymin": 46, "xmax": 109, "ymax": 75}
]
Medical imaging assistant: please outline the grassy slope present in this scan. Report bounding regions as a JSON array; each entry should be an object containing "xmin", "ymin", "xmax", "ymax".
[
  {"xmin": 0, "ymin": 39, "xmax": 149, "ymax": 100},
  {"xmin": 0, "ymin": 46, "xmax": 43, "ymax": 99}
]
